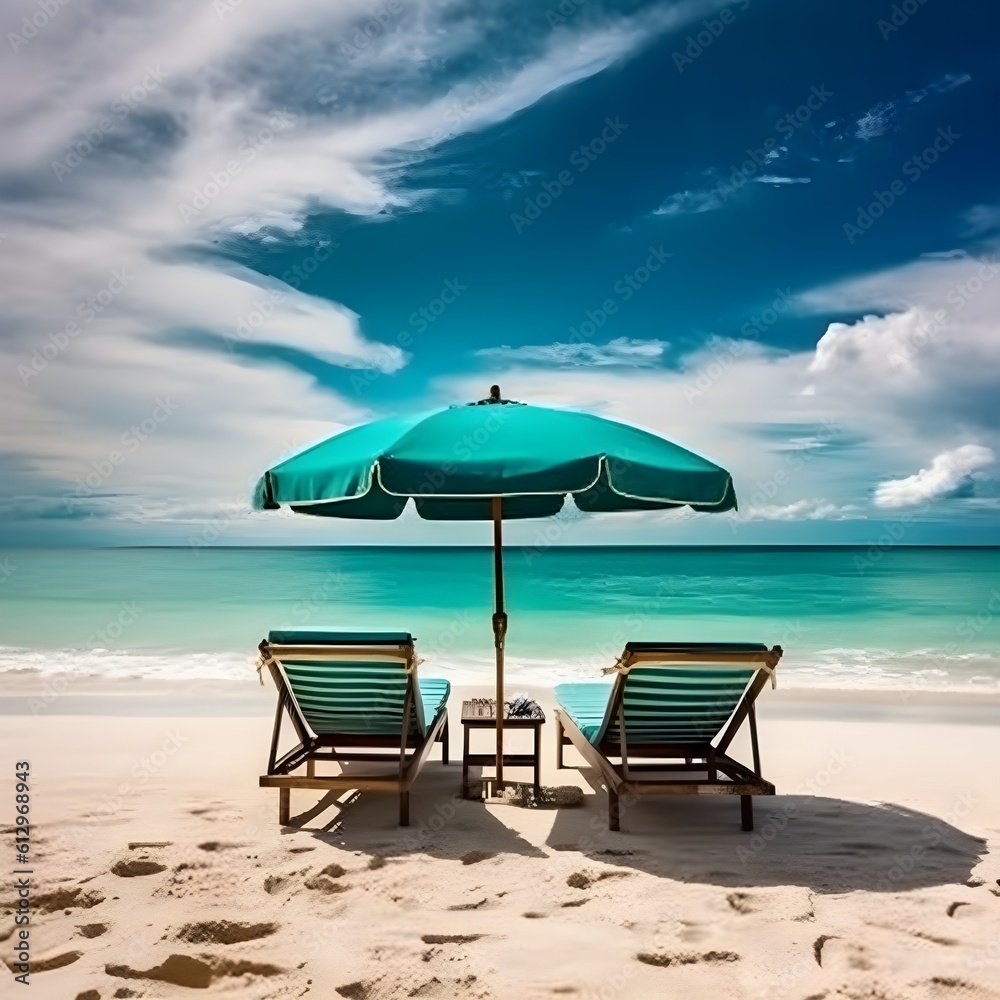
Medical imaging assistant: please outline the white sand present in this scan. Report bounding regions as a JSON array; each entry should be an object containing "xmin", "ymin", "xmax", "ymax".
[{"xmin": 2, "ymin": 678, "xmax": 1000, "ymax": 998}]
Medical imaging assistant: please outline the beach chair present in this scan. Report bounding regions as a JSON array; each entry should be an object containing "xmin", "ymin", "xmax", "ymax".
[
  {"xmin": 554, "ymin": 642, "xmax": 782, "ymax": 831},
  {"xmin": 257, "ymin": 630, "xmax": 450, "ymax": 826}
]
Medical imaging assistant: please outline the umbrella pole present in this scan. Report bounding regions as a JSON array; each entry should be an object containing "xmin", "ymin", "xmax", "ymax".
[{"xmin": 491, "ymin": 496, "xmax": 507, "ymax": 790}]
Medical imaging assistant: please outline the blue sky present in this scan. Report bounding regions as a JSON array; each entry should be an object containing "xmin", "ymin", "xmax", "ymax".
[{"xmin": 2, "ymin": 0, "xmax": 999, "ymax": 545}]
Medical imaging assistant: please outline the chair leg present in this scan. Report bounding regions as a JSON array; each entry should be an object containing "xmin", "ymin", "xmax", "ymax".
[
  {"xmin": 608, "ymin": 788, "xmax": 621, "ymax": 832},
  {"xmin": 278, "ymin": 787, "xmax": 290, "ymax": 826},
  {"xmin": 399, "ymin": 791, "xmax": 410, "ymax": 826},
  {"xmin": 556, "ymin": 717, "xmax": 564, "ymax": 769},
  {"xmin": 441, "ymin": 719, "xmax": 450, "ymax": 765},
  {"xmin": 740, "ymin": 795, "xmax": 753, "ymax": 832}
]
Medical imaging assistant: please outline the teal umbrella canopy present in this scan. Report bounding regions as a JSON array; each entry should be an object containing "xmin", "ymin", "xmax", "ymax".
[
  {"xmin": 253, "ymin": 388, "xmax": 736, "ymax": 790},
  {"xmin": 253, "ymin": 393, "xmax": 737, "ymax": 519}
]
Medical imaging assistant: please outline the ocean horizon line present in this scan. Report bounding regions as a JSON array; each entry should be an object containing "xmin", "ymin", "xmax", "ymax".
[{"xmin": 5, "ymin": 543, "xmax": 1000, "ymax": 552}]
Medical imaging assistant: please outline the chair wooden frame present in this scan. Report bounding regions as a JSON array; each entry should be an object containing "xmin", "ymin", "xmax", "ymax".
[
  {"xmin": 555, "ymin": 644, "xmax": 782, "ymax": 832},
  {"xmin": 257, "ymin": 639, "xmax": 449, "ymax": 826}
]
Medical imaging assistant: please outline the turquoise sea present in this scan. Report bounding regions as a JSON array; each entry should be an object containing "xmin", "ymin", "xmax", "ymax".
[{"xmin": 0, "ymin": 546, "xmax": 997, "ymax": 692}]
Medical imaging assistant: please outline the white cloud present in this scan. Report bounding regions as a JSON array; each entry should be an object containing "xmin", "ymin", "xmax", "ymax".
[
  {"xmin": 736, "ymin": 499, "xmax": 863, "ymax": 521},
  {"xmin": 430, "ymin": 243, "xmax": 1000, "ymax": 537},
  {"xmin": 755, "ymin": 175, "xmax": 811, "ymax": 186},
  {"xmin": 851, "ymin": 73, "xmax": 970, "ymax": 141},
  {"xmin": 963, "ymin": 203, "xmax": 1000, "ymax": 236},
  {"xmin": 0, "ymin": 0, "xmax": 703, "ymax": 531},
  {"xmin": 476, "ymin": 337, "xmax": 669, "ymax": 368},
  {"xmin": 653, "ymin": 188, "xmax": 723, "ymax": 216},
  {"xmin": 795, "ymin": 257, "xmax": 1000, "ymax": 447},
  {"xmin": 874, "ymin": 445, "xmax": 995, "ymax": 508},
  {"xmin": 808, "ymin": 308, "xmax": 933, "ymax": 376},
  {"xmin": 854, "ymin": 98, "xmax": 899, "ymax": 140}
]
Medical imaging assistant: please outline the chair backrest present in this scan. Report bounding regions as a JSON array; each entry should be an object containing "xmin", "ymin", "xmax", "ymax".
[
  {"xmin": 602, "ymin": 642, "xmax": 780, "ymax": 748},
  {"xmin": 261, "ymin": 630, "xmax": 425, "ymax": 739}
]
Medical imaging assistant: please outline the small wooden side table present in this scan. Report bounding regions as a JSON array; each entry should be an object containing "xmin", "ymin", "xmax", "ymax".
[{"xmin": 460, "ymin": 700, "xmax": 545, "ymax": 799}]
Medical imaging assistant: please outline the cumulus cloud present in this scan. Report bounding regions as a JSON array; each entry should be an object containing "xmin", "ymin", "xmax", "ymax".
[
  {"xmin": 476, "ymin": 337, "xmax": 669, "ymax": 368},
  {"xmin": 430, "ymin": 242, "xmax": 1000, "ymax": 539},
  {"xmin": 797, "ymin": 255, "xmax": 1000, "ymax": 440},
  {"xmin": 874, "ymin": 445, "xmax": 995, "ymax": 508}
]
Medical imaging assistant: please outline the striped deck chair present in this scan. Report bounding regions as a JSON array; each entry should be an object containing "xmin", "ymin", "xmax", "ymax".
[
  {"xmin": 554, "ymin": 642, "xmax": 782, "ymax": 831},
  {"xmin": 258, "ymin": 630, "xmax": 450, "ymax": 826}
]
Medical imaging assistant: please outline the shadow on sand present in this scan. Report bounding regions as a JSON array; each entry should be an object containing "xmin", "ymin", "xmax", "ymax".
[
  {"xmin": 274, "ymin": 763, "xmax": 984, "ymax": 893},
  {"xmin": 543, "ymin": 787, "xmax": 986, "ymax": 894},
  {"xmin": 277, "ymin": 765, "xmax": 548, "ymax": 863}
]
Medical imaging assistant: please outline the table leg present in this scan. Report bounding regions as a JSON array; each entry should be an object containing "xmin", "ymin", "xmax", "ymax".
[
  {"xmin": 533, "ymin": 723, "xmax": 541, "ymax": 795},
  {"xmin": 461, "ymin": 724, "xmax": 469, "ymax": 799}
]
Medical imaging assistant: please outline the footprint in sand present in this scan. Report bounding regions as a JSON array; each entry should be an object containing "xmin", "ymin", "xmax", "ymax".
[
  {"xmin": 636, "ymin": 950, "xmax": 740, "ymax": 968},
  {"xmin": 305, "ymin": 863, "xmax": 349, "ymax": 894},
  {"xmin": 111, "ymin": 859, "xmax": 167, "ymax": 877},
  {"xmin": 336, "ymin": 982, "xmax": 373, "ymax": 999},
  {"xmin": 447, "ymin": 899, "xmax": 489, "ymax": 911},
  {"xmin": 726, "ymin": 892, "xmax": 757, "ymax": 914},
  {"xmin": 76, "ymin": 922, "xmax": 108, "ymax": 939},
  {"xmin": 927, "ymin": 976, "xmax": 1000, "ymax": 997},
  {"xmin": 566, "ymin": 871, "xmax": 630, "ymax": 890},
  {"xmin": 175, "ymin": 919, "xmax": 279, "ymax": 944},
  {"xmin": 32, "ymin": 887, "xmax": 105, "ymax": 913},
  {"xmin": 407, "ymin": 975, "xmax": 481, "ymax": 997},
  {"xmin": 106, "ymin": 953, "xmax": 284, "ymax": 989},
  {"xmin": 4, "ymin": 950, "xmax": 82, "ymax": 974},
  {"xmin": 460, "ymin": 851, "xmax": 497, "ymax": 866},
  {"xmin": 264, "ymin": 875, "xmax": 289, "ymax": 895}
]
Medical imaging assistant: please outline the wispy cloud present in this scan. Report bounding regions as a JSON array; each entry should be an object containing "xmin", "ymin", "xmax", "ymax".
[
  {"xmin": 851, "ymin": 72, "xmax": 971, "ymax": 140},
  {"xmin": 652, "ymin": 188, "xmax": 723, "ymax": 216},
  {"xmin": 755, "ymin": 175, "xmax": 811, "ymax": 186},
  {"xmin": 0, "ymin": 0, "xmax": 701, "ymax": 533},
  {"xmin": 476, "ymin": 337, "xmax": 669, "ymax": 368},
  {"xmin": 963, "ymin": 203, "xmax": 1000, "ymax": 237}
]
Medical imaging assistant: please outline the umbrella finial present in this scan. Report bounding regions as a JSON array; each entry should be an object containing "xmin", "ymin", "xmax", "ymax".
[{"xmin": 489, "ymin": 384, "xmax": 501, "ymax": 403}]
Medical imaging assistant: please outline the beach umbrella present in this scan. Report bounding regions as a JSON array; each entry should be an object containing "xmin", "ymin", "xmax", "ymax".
[{"xmin": 252, "ymin": 386, "xmax": 737, "ymax": 786}]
